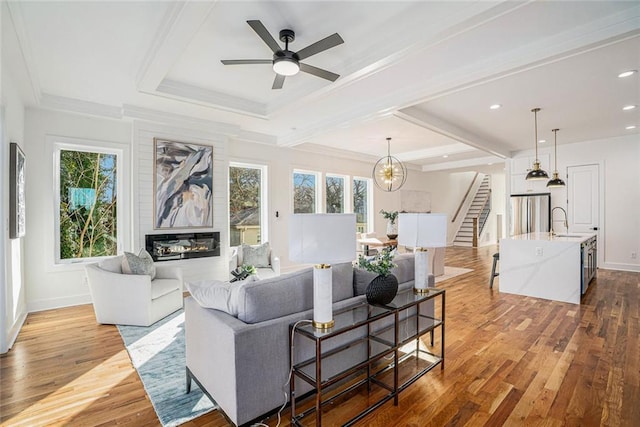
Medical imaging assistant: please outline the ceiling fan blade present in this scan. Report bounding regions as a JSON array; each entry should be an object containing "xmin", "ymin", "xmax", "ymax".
[
  {"xmin": 221, "ymin": 59, "xmax": 272, "ymax": 65},
  {"xmin": 296, "ymin": 33, "xmax": 344, "ymax": 60},
  {"xmin": 299, "ymin": 63, "xmax": 340, "ymax": 82},
  {"xmin": 247, "ymin": 20, "xmax": 281, "ymax": 53},
  {"xmin": 272, "ymin": 74, "xmax": 285, "ymax": 89}
]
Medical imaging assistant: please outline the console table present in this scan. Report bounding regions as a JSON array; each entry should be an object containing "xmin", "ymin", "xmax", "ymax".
[{"xmin": 290, "ymin": 287, "xmax": 445, "ymax": 426}]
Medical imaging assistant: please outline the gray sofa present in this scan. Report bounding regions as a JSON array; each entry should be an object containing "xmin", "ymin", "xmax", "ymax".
[{"xmin": 185, "ymin": 254, "xmax": 422, "ymax": 426}]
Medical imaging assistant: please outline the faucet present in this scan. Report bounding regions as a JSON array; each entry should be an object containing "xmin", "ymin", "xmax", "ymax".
[{"xmin": 551, "ymin": 207, "xmax": 569, "ymax": 236}]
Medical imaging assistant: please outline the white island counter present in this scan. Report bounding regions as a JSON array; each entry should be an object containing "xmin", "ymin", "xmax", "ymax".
[{"xmin": 499, "ymin": 232, "xmax": 597, "ymax": 304}]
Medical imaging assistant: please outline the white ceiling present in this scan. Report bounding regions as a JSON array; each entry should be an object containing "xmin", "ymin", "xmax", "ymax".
[{"xmin": 4, "ymin": 1, "xmax": 639, "ymax": 171}]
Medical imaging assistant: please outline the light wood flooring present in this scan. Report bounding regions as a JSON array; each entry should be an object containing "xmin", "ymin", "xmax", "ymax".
[{"xmin": 1, "ymin": 246, "xmax": 639, "ymax": 426}]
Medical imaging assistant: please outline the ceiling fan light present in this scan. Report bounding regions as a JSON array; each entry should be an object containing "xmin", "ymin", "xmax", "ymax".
[{"xmin": 273, "ymin": 57, "xmax": 299, "ymax": 76}]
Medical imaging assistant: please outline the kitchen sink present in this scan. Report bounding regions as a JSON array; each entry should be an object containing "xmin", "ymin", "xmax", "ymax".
[{"xmin": 554, "ymin": 234, "xmax": 582, "ymax": 238}]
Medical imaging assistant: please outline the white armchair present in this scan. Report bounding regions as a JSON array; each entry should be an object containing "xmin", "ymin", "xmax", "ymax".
[
  {"xmin": 85, "ymin": 256, "xmax": 183, "ymax": 326},
  {"xmin": 229, "ymin": 243, "xmax": 280, "ymax": 280}
]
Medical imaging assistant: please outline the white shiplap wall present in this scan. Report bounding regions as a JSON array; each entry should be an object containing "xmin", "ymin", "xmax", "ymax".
[{"xmin": 133, "ymin": 121, "xmax": 230, "ymax": 283}]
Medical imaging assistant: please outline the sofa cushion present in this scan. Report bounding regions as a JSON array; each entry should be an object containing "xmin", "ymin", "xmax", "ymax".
[
  {"xmin": 151, "ymin": 278, "xmax": 181, "ymax": 300},
  {"xmin": 122, "ymin": 249, "xmax": 156, "ymax": 280},
  {"xmin": 186, "ymin": 280, "xmax": 242, "ymax": 315},
  {"xmin": 241, "ymin": 242, "xmax": 271, "ymax": 268},
  {"xmin": 235, "ymin": 262, "xmax": 354, "ymax": 324},
  {"xmin": 391, "ymin": 253, "xmax": 415, "ymax": 284},
  {"xmin": 353, "ymin": 268, "xmax": 378, "ymax": 296}
]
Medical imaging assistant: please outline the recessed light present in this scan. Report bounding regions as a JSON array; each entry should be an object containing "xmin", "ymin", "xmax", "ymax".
[
  {"xmin": 487, "ymin": 163, "xmax": 493, "ymax": 166},
  {"xmin": 442, "ymin": 154, "xmax": 449, "ymax": 158},
  {"xmin": 623, "ymin": 105, "xmax": 636, "ymax": 111},
  {"xmin": 538, "ymin": 139, "xmax": 546, "ymax": 144},
  {"xmin": 626, "ymin": 125, "xmax": 637, "ymax": 130},
  {"xmin": 489, "ymin": 104, "xmax": 501, "ymax": 110},
  {"xmin": 618, "ymin": 70, "xmax": 637, "ymax": 78}
]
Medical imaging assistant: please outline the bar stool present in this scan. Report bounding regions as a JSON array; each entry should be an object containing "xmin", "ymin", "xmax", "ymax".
[{"xmin": 490, "ymin": 252, "xmax": 499, "ymax": 288}]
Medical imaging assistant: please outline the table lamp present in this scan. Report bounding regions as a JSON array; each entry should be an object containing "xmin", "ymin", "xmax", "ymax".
[
  {"xmin": 289, "ymin": 213, "xmax": 356, "ymax": 329},
  {"xmin": 398, "ymin": 213, "xmax": 447, "ymax": 293}
]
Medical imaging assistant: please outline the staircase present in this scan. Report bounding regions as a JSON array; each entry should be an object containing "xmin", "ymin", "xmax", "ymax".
[{"xmin": 453, "ymin": 175, "xmax": 491, "ymax": 247}]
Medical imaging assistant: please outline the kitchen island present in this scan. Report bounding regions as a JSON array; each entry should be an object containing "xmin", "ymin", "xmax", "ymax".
[{"xmin": 499, "ymin": 232, "xmax": 597, "ymax": 304}]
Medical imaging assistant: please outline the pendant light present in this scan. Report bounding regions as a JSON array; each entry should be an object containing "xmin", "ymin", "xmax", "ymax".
[
  {"xmin": 373, "ymin": 137, "xmax": 407, "ymax": 192},
  {"xmin": 525, "ymin": 108, "xmax": 549, "ymax": 180},
  {"xmin": 547, "ymin": 128, "xmax": 566, "ymax": 187}
]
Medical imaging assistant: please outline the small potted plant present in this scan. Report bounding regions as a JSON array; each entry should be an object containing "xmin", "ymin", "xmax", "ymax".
[
  {"xmin": 230, "ymin": 264, "xmax": 258, "ymax": 282},
  {"xmin": 380, "ymin": 209, "xmax": 399, "ymax": 239},
  {"xmin": 357, "ymin": 247, "xmax": 398, "ymax": 304}
]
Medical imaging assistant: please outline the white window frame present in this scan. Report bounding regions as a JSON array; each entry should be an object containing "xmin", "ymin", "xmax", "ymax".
[
  {"xmin": 228, "ymin": 161, "xmax": 269, "ymax": 247},
  {"xmin": 325, "ymin": 173, "xmax": 350, "ymax": 214},
  {"xmin": 292, "ymin": 169, "xmax": 321, "ymax": 213},
  {"xmin": 52, "ymin": 137, "xmax": 130, "ymax": 266},
  {"xmin": 353, "ymin": 176, "xmax": 374, "ymax": 233}
]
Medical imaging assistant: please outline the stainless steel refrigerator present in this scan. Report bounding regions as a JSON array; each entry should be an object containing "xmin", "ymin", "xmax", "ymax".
[{"xmin": 510, "ymin": 193, "xmax": 551, "ymax": 236}]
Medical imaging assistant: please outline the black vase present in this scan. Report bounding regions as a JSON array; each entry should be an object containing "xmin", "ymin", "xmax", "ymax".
[{"xmin": 366, "ymin": 274, "xmax": 399, "ymax": 305}]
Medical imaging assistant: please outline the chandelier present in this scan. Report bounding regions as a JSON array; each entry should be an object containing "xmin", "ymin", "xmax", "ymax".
[{"xmin": 373, "ymin": 137, "xmax": 407, "ymax": 192}]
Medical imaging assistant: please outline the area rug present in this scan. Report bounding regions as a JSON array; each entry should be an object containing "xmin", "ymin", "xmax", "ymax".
[
  {"xmin": 435, "ymin": 266, "xmax": 473, "ymax": 283},
  {"xmin": 117, "ymin": 310, "xmax": 216, "ymax": 426}
]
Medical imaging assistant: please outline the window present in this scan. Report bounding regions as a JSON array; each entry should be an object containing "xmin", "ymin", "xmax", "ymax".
[
  {"xmin": 293, "ymin": 170, "xmax": 320, "ymax": 213},
  {"xmin": 326, "ymin": 175, "xmax": 346, "ymax": 213},
  {"xmin": 55, "ymin": 144, "xmax": 123, "ymax": 263},
  {"xmin": 353, "ymin": 177, "xmax": 373, "ymax": 233},
  {"xmin": 229, "ymin": 163, "xmax": 267, "ymax": 246}
]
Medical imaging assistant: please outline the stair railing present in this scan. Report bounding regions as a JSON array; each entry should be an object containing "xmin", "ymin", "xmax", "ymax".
[{"xmin": 452, "ymin": 172, "xmax": 479, "ymax": 223}]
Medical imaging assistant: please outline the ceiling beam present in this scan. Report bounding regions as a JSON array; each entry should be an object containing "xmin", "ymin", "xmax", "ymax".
[
  {"xmin": 421, "ymin": 156, "xmax": 505, "ymax": 172},
  {"xmin": 394, "ymin": 107, "xmax": 511, "ymax": 158},
  {"xmin": 136, "ymin": 2, "xmax": 216, "ymax": 93}
]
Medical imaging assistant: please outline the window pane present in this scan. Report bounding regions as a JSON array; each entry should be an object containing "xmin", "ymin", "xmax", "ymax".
[
  {"xmin": 229, "ymin": 166, "xmax": 262, "ymax": 246},
  {"xmin": 293, "ymin": 172, "xmax": 316, "ymax": 213},
  {"xmin": 326, "ymin": 176, "xmax": 344, "ymax": 213},
  {"xmin": 353, "ymin": 178, "xmax": 368, "ymax": 233},
  {"xmin": 59, "ymin": 150, "xmax": 117, "ymax": 260}
]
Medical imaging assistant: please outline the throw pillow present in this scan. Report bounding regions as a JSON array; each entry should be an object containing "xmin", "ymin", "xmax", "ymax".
[
  {"xmin": 353, "ymin": 268, "xmax": 378, "ymax": 296},
  {"xmin": 241, "ymin": 242, "xmax": 271, "ymax": 268},
  {"xmin": 186, "ymin": 279, "xmax": 242, "ymax": 315},
  {"xmin": 122, "ymin": 249, "xmax": 156, "ymax": 280}
]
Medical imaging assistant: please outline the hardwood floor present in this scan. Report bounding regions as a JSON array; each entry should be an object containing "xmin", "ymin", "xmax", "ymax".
[{"xmin": 1, "ymin": 246, "xmax": 638, "ymax": 426}]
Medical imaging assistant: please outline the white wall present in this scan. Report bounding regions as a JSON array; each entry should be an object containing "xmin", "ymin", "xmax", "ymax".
[
  {"xmin": 1, "ymin": 6, "xmax": 28, "ymax": 352},
  {"xmin": 508, "ymin": 134, "xmax": 640, "ymax": 272},
  {"xmin": 23, "ymin": 109, "xmax": 132, "ymax": 311}
]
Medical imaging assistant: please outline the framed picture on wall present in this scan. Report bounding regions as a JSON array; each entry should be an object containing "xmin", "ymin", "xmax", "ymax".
[
  {"xmin": 10, "ymin": 142, "xmax": 26, "ymax": 239},
  {"xmin": 153, "ymin": 138, "xmax": 213, "ymax": 229}
]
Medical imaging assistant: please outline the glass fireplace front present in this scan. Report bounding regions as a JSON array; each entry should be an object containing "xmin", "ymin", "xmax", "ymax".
[{"xmin": 145, "ymin": 232, "xmax": 220, "ymax": 262}]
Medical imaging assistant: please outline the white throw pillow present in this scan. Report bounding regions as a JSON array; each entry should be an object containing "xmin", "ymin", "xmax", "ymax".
[
  {"xmin": 122, "ymin": 249, "xmax": 156, "ymax": 280},
  {"xmin": 186, "ymin": 280, "xmax": 242, "ymax": 315}
]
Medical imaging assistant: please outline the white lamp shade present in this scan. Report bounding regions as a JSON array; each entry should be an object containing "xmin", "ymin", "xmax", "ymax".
[
  {"xmin": 398, "ymin": 213, "xmax": 447, "ymax": 248},
  {"xmin": 289, "ymin": 214, "xmax": 357, "ymax": 264}
]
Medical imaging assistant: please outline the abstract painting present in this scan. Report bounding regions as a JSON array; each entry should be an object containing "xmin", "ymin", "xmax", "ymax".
[
  {"xmin": 10, "ymin": 142, "xmax": 26, "ymax": 238},
  {"xmin": 154, "ymin": 138, "xmax": 213, "ymax": 229}
]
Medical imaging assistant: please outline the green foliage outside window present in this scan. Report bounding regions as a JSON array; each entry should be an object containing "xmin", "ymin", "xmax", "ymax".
[
  {"xmin": 59, "ymin": 150, "xmax": 117, "ymax": 259},
  {"xmin": 353, "ymin": 178, "xmax": 368, "ymax": 230},
  {"xmin": 229, "ymin": 166, "xmax": 262, "ymax": 246}
]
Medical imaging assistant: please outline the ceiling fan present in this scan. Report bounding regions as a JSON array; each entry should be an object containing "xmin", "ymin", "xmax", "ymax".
[{"xmin": 221, "ymin": 20, "xmax": 344, "ymax": 90}]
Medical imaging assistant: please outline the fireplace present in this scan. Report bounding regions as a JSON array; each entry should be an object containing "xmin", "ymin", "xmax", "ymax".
[{"xmin": 145, "ymin": 232, "xmax": 220, "ymax": 262}]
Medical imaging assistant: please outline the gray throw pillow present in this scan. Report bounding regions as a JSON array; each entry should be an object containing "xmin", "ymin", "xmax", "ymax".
[
  {"xmin": 353, "ymin": 268, "xmax": 378, "ymax": 296},
  {"xmin": 122, "ymin": 249, "xmax": 156, "ymax": 280},
  {"xmin": 241, "ymin": 242, "xmax": 270, "ymax": 268}
]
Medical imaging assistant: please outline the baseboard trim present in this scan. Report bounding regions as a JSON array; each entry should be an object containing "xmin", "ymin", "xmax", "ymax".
[
  {"xmin": 27, "ymin": 293, "xmax": 92, "ymax": 313},
  {"xmin": 600, "ymin": 262, "xmax": 640, "ymax": 273},
  {"xmin": 2, "ymin": 310, "xmax": 28, "ymax": 353}
]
